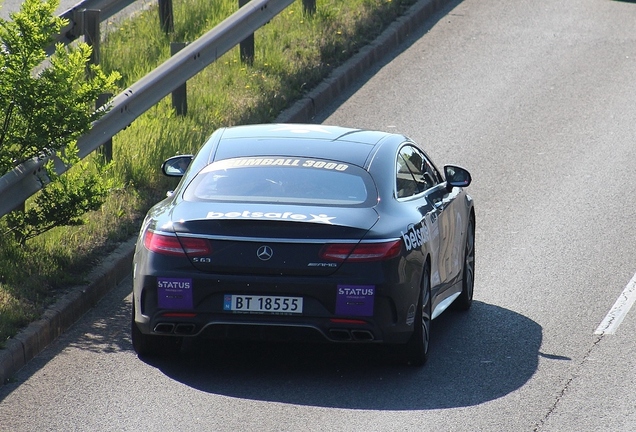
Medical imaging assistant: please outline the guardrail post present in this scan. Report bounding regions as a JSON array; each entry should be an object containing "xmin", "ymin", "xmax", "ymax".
[
  {"xmin": 302, "ymin": 0, "xmax": 316, "ymax": 15},
  {"xmin": 12, "ymin": 161, "xmax": 25, "ymax": 214},
  {"xmin": 170, "ymin": 43, "xmax": 188, "ymax": 115},
  {"xmin": 97, "ymin": 93, "xmax": 114, "ymax": 161},
  {"xmin": 84, "ymin": 9, "xmax": 110, "ymax": 160},
  {"xmin": 158, "ymin": 0, "xmax": 174, "ymax": 34},
  {"xmin": 83, "ymin": 9, "xmax": 101, "ymax": 69},
  {"xmin": 238, "ymin": 0, "xmax": 254, "ymax": 65},
  {"xmin": 67, "ymin": 8, "xmax": 85, "ymax": 40}
]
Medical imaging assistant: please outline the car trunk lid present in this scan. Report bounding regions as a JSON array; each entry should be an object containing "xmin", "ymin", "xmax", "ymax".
[{"xmin": 170, "ymin": 203, "xmax": 380, "ymax": 276}]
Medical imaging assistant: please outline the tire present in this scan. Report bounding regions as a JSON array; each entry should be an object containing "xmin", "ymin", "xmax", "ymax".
[
  {"xmin": 131, "ymin": 304, "xmax": 182, "ymax": 357},
  {"xmin": 453, "ymin": 213, "xmax": 475, "ymax": 311},
  {"xmin": 405, "ymin": 265, "xmax": 432, "ymax": 366}
]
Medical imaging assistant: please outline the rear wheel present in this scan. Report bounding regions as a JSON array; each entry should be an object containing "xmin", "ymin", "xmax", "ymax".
[
  {"xmin": 405, "ymin": 266, "xmax": 431, "ymax": 366},
  {"xmin": 131, "ymin": 304, "xmax": 182, "ymax": 357},
  {"xmin": 453, "ymin": 214, "xmax": 475, "ymax": 311}
]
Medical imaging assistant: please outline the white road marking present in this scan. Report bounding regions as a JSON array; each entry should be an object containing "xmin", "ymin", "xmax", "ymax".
[{"xmin": 595, "ymin": 272, "xmax": 636, "ymax": 335}]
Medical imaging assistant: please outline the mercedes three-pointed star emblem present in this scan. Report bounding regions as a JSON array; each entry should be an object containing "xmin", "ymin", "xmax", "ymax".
[{"xmin": 256, "ymin": 245, "xmax": 273, "ymax": 261}]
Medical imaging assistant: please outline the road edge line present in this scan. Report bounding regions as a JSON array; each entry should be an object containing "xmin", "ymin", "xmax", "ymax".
[{"xmin": 594, "ymin": 271, "xmax": 636, "ymax": 335}]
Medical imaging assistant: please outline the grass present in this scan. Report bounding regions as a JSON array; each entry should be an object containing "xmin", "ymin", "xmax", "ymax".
[{"xmin": 0, "ymin": 0, "xmax": 418, "ymax": 346}]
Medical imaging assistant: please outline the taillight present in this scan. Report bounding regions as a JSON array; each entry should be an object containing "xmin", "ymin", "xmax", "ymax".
[
  {"xmin": 144, "ymin": 231, "xmax": 211, "ymax": 257},
  {"xmin": 319, "ymin": 240, "xmax": 402, "ymax": 262},
  {"xmin": 179, "ymin": 237, "xmax": 211, "ymax": 256}
]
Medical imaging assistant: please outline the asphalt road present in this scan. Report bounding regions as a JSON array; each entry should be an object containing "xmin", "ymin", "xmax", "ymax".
[
  {"xmin": 2, "ymin": 0, "xmax": 636, "ymax": 430},
  {"xmin": 1, "ymin": 0, "xmax": 88, "ymax": 19}
]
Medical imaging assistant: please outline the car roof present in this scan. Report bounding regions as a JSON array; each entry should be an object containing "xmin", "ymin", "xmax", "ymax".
[{"xmin": 210, "ymin": 124, "xmax": 396, "ymax": 167}]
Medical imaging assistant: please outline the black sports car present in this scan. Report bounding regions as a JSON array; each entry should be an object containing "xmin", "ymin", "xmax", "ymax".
[{"xmin": 132, "ymin": 124, "xmax": 475, "ymax": 365}]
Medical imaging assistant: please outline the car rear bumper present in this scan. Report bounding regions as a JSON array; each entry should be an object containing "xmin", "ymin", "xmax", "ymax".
[
  {"xmin": 133, "ymin": 257, "xmax": 420, "ymax": 345},
  {"xmin": 133, "ymin": 294, "xmax": 414, "ymax": 345}
]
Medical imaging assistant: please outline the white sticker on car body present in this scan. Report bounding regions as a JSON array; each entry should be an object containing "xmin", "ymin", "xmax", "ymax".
[
  {"xmin": 401, "ymin": 224, "xmax": 429, "ymax": 251},
  {"xmin": 206, "ymin": 210, "xmax": 336, "ymax": 224}
]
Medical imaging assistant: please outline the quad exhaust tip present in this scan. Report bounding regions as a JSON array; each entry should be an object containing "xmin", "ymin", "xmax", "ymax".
[
  {"xmin": 351, "ymin": 330, "xmax": 374, "ymax": 341},
  {"xmin": 154, "ymin": 322, "xmax": 197, "ymax": 335},
  {"xmin": 329, "ymin": 328, "xmax": 374, "ymax": 342},
  {"xmin": 154, "ymin": 323, "xmax": 175, "ymax": 334},
  {"xmin": 175, "ymin": 323, "xmax": 196, "ymax": 334}
]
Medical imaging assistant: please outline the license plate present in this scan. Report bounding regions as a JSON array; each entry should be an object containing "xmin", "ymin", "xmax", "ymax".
[{"xmin": 223, "ymin": 295, "xmax": 303, "ymax": 314}]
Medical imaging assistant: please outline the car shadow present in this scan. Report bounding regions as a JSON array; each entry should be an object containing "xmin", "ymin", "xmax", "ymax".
[{"xmin": 143, "ymin": 301, "xmax": 543, "ymax": 410}]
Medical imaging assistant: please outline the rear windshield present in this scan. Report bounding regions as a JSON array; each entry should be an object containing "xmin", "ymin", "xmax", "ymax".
[{"xmin": 183, "ymin": 157, "xmax": 377, "ymax": 207}]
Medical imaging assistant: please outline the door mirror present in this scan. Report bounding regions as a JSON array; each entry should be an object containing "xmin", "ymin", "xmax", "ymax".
[
  {"xmin": 161, "ymin": 155, "xmax": 193, "ymax": 177},
  {"xmin": 444, "ymin": 165, "xmax": 471, "ymax": 188}
]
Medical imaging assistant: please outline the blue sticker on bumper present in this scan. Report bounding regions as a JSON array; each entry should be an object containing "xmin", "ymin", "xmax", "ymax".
[
  {"xmin": 157, "ymin": 278, "xmax": 193, "ymax": 309},
  {"xmin": 336, "ymin": 285, "xmax": 375, "ymax": 316}
]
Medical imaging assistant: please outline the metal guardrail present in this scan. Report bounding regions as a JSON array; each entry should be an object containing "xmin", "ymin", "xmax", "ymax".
[{"xmin": 0, "ymin": 0, "xmax": 295, "ymax": 218}]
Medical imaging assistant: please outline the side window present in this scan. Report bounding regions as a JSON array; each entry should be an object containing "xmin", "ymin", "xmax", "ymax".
[
  {"xmin": 396, "ymin": 145, "xmax": 438, "ymax": 198},
  {"xmin": 396, "ymin": 147, "xmax": 418, "ymax": 198}
]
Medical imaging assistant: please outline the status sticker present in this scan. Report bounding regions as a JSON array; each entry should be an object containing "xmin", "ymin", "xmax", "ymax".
[
  {"xmin": 157, "ymin": 277, "xmax": 193, "ymax": 309},
  {"xmin": 336, "ymin": 285, "xmax": 375, "ymax": 316}
]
